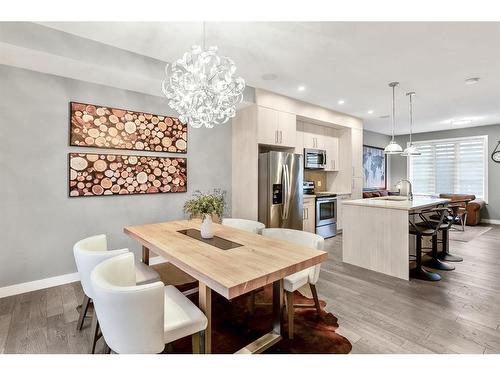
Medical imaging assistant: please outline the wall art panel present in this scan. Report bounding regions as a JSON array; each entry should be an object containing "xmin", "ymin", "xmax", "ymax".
[
  {"xmin": 69, "ymin": 153, "xmax": 187, "ymax": 197},
  {"xmin": 70, "ymin": 102, "xmax": 187, "ymax": 153}
]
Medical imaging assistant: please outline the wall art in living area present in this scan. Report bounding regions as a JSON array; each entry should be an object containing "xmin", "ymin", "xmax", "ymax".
[
  {"xmin": 69, "ymin": 153, "xmax": 187, "ymax": 197},
  {"xmin": 363, "ymin": 145, "xmax": 387, "ymax": 190},
  {"xmin": 69, "ymin": 102, "xmax": 187, "ymax": 153}
]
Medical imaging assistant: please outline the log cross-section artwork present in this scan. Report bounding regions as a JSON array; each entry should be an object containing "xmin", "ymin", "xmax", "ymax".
[
  {"xmin": 70, "ymin": 102, "xmax": 187, "ymax": 153},
  {"xmin": 69, "ymin": 153, "xmax": 187, "ymax": 197}
]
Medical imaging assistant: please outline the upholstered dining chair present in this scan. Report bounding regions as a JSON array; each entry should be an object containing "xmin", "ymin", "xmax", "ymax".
[
  {"xmin": 261, "ymin": 228, "xmax": 324, "ymax": 339},
  {"xmin": 73, "ymin": 234, "xmax": 161, "ymax": 353},
  {"xmin": 222, "ymin": 218, "xmax": 266, "ymax": 234},
  {"xmin": 91, "ymin": 252, "xmax": 207, "ymax": 354}
]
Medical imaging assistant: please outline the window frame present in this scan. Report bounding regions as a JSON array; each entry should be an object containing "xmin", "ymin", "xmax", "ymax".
[{"xmin": 407, "ymin": 135, "xmax": 488, "ymax": 203}]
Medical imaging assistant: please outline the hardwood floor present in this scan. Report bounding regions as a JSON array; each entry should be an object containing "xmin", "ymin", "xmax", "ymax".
[{"xmin": 1, "ymin": 224, "xmax": 499, "ymax": 354}]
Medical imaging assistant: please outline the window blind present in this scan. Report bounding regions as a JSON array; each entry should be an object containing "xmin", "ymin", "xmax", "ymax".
[{"xmin": 408, "ymin": 136, "xmax": 487, "ymax": 201}]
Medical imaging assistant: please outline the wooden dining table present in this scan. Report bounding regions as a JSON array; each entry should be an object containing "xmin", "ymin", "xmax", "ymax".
[{"xmin": 124, "ymin": 219, "xmax": 327, "ymax": 354}]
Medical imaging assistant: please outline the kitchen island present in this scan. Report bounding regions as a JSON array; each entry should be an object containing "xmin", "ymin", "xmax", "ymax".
[{"xmin": 342, "ymin": 196, "xmax": 449, "ymax": 280}]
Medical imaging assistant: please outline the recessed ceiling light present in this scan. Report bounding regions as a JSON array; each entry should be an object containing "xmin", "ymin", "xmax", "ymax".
[
  {"xmin": 465, "ymin": 77, "xmax": 480, "ymax": 85},
  {"xmin": 297, "ymin": 86, "xmax": 306, "ymax": 91},
  {"xmin": 338, "ymin": 100, "xmax": 345, "ymax": 105},
  {"xmin": 367, "ymin": 110, "xmax": 374, "ymax": 114},
  {"xmin": 261, "ymin": 73, "xmax": 278, "ymax": 81}
]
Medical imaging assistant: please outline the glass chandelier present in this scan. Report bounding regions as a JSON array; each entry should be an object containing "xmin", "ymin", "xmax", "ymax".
[
  {"xmin": 402, "ymin": 91, "xmax": 421, "ymax": 156},
  {"xmin": 384, "ymin": 81, "xmax": 403, "ymax": 154},
  {"xmin": 162, "ymin": 23, "xmax": 246, "ymax": 129}
]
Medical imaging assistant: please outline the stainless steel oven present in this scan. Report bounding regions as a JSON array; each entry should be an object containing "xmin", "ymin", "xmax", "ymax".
[
  {"xmin": 315, "ymin": 194, "xmax": 337, "ymax": 238},
  {"xmin": 304, "ymin": 148, "xmax": 327, "ymax": 170}
]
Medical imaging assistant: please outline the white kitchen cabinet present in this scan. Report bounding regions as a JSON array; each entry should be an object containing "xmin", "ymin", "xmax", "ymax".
[
  {"xmin": 324, "ymin": 134, "xmax": 339, "ymax": 172},
  {"xmin": 256, "ymin": 106, "xmax": 296, "ymax": 148},
  {"xmin": 256, "ymin": 106, "xmax": 278, "ymax": 145},
  {"xmin": 303, "ymin": 197, "xmax": 316, "ymax": 233},
  {"xmin": 336, "ymin": 194, "xmax": 351, "ymax": 231},
  {"xmin": 278, "ymin": 111, "xmax": 297, "ymax": 148},
  {"xmin": 351, "ymin": 177, "xmax": 363, "ymax": 199},
  {"xmin": 303, "ymin": 123, "xmax": 326, "ymax": 149},
  {"xmin": 351, "ymin": 128, "xmax": 363, "ymax": 178},
  {"xmin": 295, "ymin": 125, "xmax": 304, "ymax": 155}
]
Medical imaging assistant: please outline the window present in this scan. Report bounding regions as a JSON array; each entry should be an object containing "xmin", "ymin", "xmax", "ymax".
[{"xmin": 408, "ymin": 135, "xmax": 488, "ymax": 201}]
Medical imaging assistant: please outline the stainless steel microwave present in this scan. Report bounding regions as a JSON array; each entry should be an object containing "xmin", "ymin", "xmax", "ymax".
[{"xmin": 304, "ymin": 148, "xmax": 327, "ymax": 170}]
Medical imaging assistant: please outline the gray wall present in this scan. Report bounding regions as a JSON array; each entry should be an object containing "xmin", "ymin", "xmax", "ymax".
[
  {"xmin": 390, "ymin": 124, "xmax": 500, "ymax": 220},
  {"xmin": 363, "ymin": 130, "xmax": 392, "ymax": 189},
  {"xmin": 0, "ymin": 65, "xmax": 232, "ymax": 287}
]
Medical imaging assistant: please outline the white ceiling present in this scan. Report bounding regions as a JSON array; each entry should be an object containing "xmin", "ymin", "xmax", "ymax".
[{"xmin": 40, "ymin": 22, "xmax": 500, "ymax": 135}]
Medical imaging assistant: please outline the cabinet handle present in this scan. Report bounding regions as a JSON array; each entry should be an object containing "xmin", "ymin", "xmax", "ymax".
[
  {"xmin": 306, "ymin": 207, "xmax": 308, "ymax": 219},
  {"xmin": 333, "ymin": 160, "xmax": 336, "ymax": 170},
  {"xmin": 275, "ymin": 130, "xmax": 278, "ymax": 144},
  {"xmin": 279, "ymin": 130, "xmax": 282, "ymax": 144}
]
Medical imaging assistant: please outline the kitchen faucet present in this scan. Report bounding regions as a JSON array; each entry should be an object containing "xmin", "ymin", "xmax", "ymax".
[{"xmin": 396, "ymin": 178, "xmax": 413, "ymax": 200}]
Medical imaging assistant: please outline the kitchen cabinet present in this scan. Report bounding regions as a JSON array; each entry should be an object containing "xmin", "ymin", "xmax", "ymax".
[
  {"xmin": 351, "ymin": 177, "xmax": 363, "ymax": 199},
  {"xmin": 303, "ymin": 123, "xmax": 326, "ymax": 149},
  {"xmin": 303, "ymin": 197, "xmax": 316, "ymax": 233},
  {"xmin": 336, "ymin": 194, "xmax": 351, "ymax": 231},
  {"xmin": 324, "ymin": 132, "xmax": 339, "ymax": 172},
  {"xmin": 295, "ymin": 123, "xmax": 304, "ymax": 155},
  {"xmin": 278, "ymin": 111, "xmax": 297, "ymax": 147},
  {"xmin": 351, "ymin": 128, "xmax": 363, "ymax": 178},
  {"xmin": 257, "ymin": 106, "xmax": 296, "ymax": 148}
]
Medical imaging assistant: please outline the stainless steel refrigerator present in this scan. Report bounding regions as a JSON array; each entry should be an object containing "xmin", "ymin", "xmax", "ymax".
[{"xmin": 258, "ymin": 151, "xmax": 303, "ymax": 230}]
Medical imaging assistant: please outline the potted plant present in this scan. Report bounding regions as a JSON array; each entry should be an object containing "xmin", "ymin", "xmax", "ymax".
[{"xmin": 184, "ymin": 189, "xmax": 226, "ymax": 239}]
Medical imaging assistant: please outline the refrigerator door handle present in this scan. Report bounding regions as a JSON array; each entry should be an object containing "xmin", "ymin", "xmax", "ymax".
[
  {"xmin": 285, "ymin": 164, "xmax": 292, "ymax": 220},
  {"xmin": 282, "ymin": 164, "xmax": 291, "ymax": 221},
  {"xmin": 281, "ymin": 164, "xmax": 287, "ymax": 220}
]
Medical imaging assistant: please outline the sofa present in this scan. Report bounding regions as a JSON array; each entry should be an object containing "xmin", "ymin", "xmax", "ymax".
[
  {"xmin": 362, "ymin": 190, "xmax": 397, "ymax": 198},
  {"xmin": 439, "ymin": 194, "xmax": 485, "ymax": 226}
]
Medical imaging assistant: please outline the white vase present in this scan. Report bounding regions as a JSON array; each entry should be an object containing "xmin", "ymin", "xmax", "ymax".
[{"xmin": 200, "ymin": 215, "xmax": 214, "ymax": 239}]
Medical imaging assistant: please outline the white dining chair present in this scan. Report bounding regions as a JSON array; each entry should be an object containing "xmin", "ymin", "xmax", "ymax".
[
  {"xmin": 261, "ymin": 228, "xmax": 324, "ymax": 339},
  {"xmin": 222, "ymin": 218, "xmax": 266, "ymax": 234},
  {"xmin": 91, "ymin": 252, "xmax": 207, "ymax": 354},
  {"xmin": 73, "ymin": 234, "xmax": 161, "ymax": 353}
]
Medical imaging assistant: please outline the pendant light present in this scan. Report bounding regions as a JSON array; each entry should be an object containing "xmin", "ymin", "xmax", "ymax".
[
  {"xmin": 402, "ymin": 91, "xmax": 421, "ymax": 156},
  {"xmin": 384, "ymin": 81, "xmax": 403, "ymax": 154},
  {"xmin": 162, "ymin": 22, "xmax": 246, "ymax": 129}
]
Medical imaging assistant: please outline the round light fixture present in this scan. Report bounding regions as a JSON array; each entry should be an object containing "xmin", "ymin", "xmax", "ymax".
[
  {"xmin": 297, "ymin": 86, "xmax": 306, "ymax": 91},
  {"xmin": 367, "ymin": 110, "xmax": 374, "ymax": 114},
  {"xmin": 384, "ymin": 81, "xmax": 403, "ymax": 155},
  {"xmin": 465, "ymin": 77, "xmax": 480, "ymax": 85},
  {"xmin": 385, "ymin": 140, "xmax": 404, "ymax": 154},
  {"xmin": 402, "ymin": 92, "xmax": 421, "ymax": 157},
  {"xmin": 338, "ymin": 99, "xmax": 345, "ymax": 105}
]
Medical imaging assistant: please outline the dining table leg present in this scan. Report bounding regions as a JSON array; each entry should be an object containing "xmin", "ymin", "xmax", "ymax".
[
  {"xmin": 272, "ymin": 279, "xmax": 284, "ymax": 336},
  {"xmin": 198, "ymin": 281, "xmax": 212, "ymax": 354},
  {"xmin": 142, "ymin": 245, "xmax": 150, "ymax": 265}
]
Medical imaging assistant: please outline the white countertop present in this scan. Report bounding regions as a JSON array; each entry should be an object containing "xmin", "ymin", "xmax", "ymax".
[
  {"xmin": 304, "ymin": 191, "xmax": 352, "ymax": 198},
  {"xmin": 343, "ymin": 196, "xmax": 450, "ymax": 211}
]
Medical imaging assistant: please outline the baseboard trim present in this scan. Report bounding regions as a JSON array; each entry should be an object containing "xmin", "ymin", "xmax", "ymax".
[
  {"xmin": 0, "ymin": 272, "xmax": 80, "ymax": 299},
  {"xmin": 482, "ymin": 219, "xmax": 500, "ymax": 225},
  {"xmin": 0, "ymin": 256, "xmax": 169, "ymax": 299}
]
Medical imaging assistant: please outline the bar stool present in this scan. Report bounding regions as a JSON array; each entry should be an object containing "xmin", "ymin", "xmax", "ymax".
[
  {"xmin": 409, "ymin": 207, "xmax": 451, "ymax": 281},
  {"xmin": 423, "ymin": 219, "xmax": 455, "ymax": 271},
  {"xmin": 429, "ymin": 203, "xmax": 464, "ymax": 262}
]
